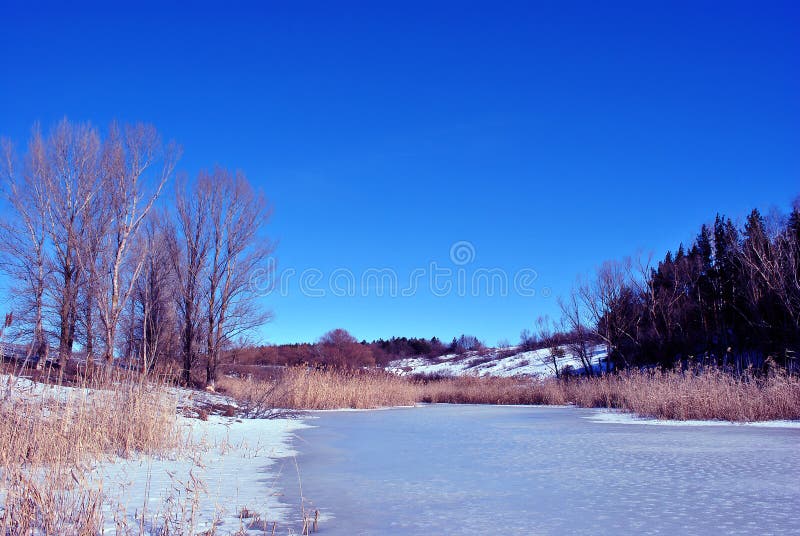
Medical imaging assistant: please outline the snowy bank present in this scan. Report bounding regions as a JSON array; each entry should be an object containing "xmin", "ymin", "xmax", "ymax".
[
  {"xmin": 94, "ymin": 415, "xmax": 310, "ymax": 534},
  {"xmin": 587, "ymin": 408, "xmax": 800, "ymax": 428}
]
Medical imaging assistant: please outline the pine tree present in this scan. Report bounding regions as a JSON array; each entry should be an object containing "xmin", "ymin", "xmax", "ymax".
[
  {"xmin": 694, "ymin": 224, "xmax": 716, "ymax": 349},
  {"xmin": 713, "ymin": 215, "xmax": 742, "ymax": 357}
]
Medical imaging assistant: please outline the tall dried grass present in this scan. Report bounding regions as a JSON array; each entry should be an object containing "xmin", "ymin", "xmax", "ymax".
[
  {"xmin": 0, "ymin": 368, "xmax": 182, "ymax": 535},
  {"xmin": 218, "ymin": 367, "xmax": 419, "ymax": 411},
  {"xmin": 417, "ymin": 375, "xmax": 568, "ymax": 405},
  {"xmin": 567, "ymin": 366, "xmax": 800, "ymax": 421}
]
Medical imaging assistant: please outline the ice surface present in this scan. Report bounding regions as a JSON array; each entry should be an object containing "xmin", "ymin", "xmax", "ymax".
[{"xmin": 281, "ymin": 405, "xmax": 800, "ymax": 535}]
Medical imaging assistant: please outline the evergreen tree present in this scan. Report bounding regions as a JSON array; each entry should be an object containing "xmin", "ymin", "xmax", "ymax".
[{"xmin": 713, "ymin": 215, "xmax": 742, "ymax": 356}]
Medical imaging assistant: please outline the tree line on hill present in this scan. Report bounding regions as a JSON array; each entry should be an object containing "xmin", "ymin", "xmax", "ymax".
[
  {"xmin": 0, "ymin": 119, "xmax": 271, "ymax": 386},
  {"xmin": 230, "ymin": 331, "xmax": 490, "ymax": 370}
]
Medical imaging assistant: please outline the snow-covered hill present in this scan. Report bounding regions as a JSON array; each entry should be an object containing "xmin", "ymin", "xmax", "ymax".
[{"xmin": 385, "ymin": 345, "xmax": 607, "ymax": 378}]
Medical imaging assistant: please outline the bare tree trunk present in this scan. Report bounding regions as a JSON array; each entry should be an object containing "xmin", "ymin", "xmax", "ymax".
[
  {"xmin": 182, "ymin": 298, "xmax": 195, "ymax": 384},
  {"xmin": 85, "ymin": 295, "xmax": 94, "ymax": 357}
]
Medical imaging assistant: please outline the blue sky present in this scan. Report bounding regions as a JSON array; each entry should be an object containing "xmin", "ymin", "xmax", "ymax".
[{"xmin": 1, "ymin": 1, "xmax": 798, "ymax": 345}]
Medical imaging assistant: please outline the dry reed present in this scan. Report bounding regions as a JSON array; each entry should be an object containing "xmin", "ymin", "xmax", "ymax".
[
  {"xmin": 417, "ymin": 375, "xmax": 568, "ymax": 405},
  {"xmin": 218, "ymin": 368, "xmax": 419, "ymax": 411},
  {"xmin": 567, "ymin": 366, "xmax": 800, "ymax": 421}
]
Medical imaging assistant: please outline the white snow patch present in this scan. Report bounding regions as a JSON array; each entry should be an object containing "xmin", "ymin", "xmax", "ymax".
[
  {"xmin": 587, "ymin": 409, "xmax": 800, "ymax": 428},
  {"xmin": 386, "ymin": 346, "xmax": 606, "ymax": 378}
]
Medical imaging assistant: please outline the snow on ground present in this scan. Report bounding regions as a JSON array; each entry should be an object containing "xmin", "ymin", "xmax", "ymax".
[
  {"xmin": 587, "ymin": 409, "xmax": 800, "ymax": 428},
  {"xmin": 95, "ymin": 415, "xmax": 310, "ymax": 534},
  {"xmin": 386, "ymin": 345, "xmax": 606, "ymax": 378}
]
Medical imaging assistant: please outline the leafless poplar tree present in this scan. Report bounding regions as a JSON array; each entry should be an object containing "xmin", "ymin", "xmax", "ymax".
[
  {"xmin": 0, "ymin": 132, "xmax": 53, "ymax": 362},
  {"xmin": 95, "ymin": 123, "xmax": 179, "ymax": 364},
  {"xmin": 76, "ymin": 193, "xmax": 110, "ymax": 362},
  {"xmin": 170, "ymin": 174, "xmax": 211, "ymax": 384},
  {"xmin": 38, "ymin": 120, "xmax": 102, "ymax": 366},
  {"xmin": 127, "ymin": 212, "xmax": 178, "ymax": 373},
  {"xmin": 2, "ymin": 120, "xmax": 280, "ymax": 379},
  {"xmin": 203, "ymin": 168, "xmax": 273, "ymax": 386}
]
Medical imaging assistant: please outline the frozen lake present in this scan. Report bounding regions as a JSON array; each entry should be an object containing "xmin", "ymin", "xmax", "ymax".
[{"xmin": 276, "ymin": 405, "xmax": 799, "ymax": 535}]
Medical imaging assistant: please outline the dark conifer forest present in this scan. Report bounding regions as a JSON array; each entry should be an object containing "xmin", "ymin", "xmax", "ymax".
[{"xmin": 582, "ymin": 202, "xmax": 800, "ymax": 370}]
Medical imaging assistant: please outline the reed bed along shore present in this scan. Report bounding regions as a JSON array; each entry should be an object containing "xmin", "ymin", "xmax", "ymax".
[
  {"xmin": 218, "ymin": 365, "xmax": 800, "ymax": 422},
  {"xmin": 567, "ymin": 367, "xmax": 800, "ymax": 421}
]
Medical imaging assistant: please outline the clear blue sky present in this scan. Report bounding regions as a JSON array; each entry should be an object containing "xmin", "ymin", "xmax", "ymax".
[{"xmin": 1, "ymin": 1, "xmax": 798, "ymax": 345}]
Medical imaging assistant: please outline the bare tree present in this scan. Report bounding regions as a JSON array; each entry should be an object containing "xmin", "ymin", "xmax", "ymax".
[
  {"xmin": 748, "ymin": 210, "xmax": 798, "ymax": 324},
  {"xmin": 558, "ymin": 290, "xmax": 597, "ymax": 376},
  {"xmin": 170, "ymin": 174, "xmax": 211, "ymax": 384},
  {"xmin": 534, "ymin": 315, "xmax": 561, "ymax": 378},
  {"xmin": 0, "ymin": 133, "xmax": 52, "ymax": 363},
  {"xmin": 631, "ymin": 251, "xmax": 700, "ymax": 361},
  {"xmin": 127, "ymin": 212, "xmax": 179, "ymax": 373},
  {"xmin": 39, "ymin": 120, "xmax": 102, "ymax": 367},
  {"xmin": 75, "ymin": 192, "xmax": 110, "ymax": 363},
  {"xmin": 203, "ymin": 168, "xmax": 273, "ymax": 386},
  {"xmin": 1, "ymin": 120, "xmax": 283, "ymax": 382},
  {"xmin": 316, "ymin": 328, "xmax": 375, "ymax": 368},
  {"xmin": 577, "ymin": 259, "xmax": 642, "ymax": 369},
  {"xmin": 95, "ymin": 123, "xmax": 179, "ymax": 364},
  {"xmin": 518, "ymin": 328, "xmax": 537, "ymax": 352}
]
